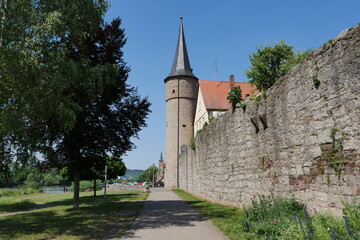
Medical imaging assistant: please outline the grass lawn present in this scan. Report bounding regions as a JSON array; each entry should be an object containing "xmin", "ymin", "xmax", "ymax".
[{"xmin": 0, "ymin": 190, "xmax": 148, "ymax": 240}]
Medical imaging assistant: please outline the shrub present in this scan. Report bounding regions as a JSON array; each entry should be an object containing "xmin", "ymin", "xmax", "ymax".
[
  {"xmin": 242, "ymin": 195, "xmax": 304, "ymax": 239},
  {"xmin": 227, "ymin": 86, "xmax": 242, "ymax": 112}
]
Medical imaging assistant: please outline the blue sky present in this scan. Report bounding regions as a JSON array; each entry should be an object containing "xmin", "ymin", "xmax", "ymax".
[{"xmin": 104, "ymin": 0, "xmax": 359, "ymax": 170}]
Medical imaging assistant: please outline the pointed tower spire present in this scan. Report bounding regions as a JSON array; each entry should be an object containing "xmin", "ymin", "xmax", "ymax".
[
  {"xmin": 165, "ymin": 17, "xmax": 197, "ymax": 81},
  {"xmin": 159, "ymin": 151, "xmax": 164, "ymax": 162}
]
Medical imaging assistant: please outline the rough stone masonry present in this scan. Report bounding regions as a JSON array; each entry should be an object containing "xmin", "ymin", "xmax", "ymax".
[{"xmin": 178, "ymin": 24, "xmax": 360, "ymax": 214}]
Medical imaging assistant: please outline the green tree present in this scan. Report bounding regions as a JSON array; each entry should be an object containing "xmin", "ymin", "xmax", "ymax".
[
  {"xmin": 246, "ymin": 41, "xmax": 310, "ymax": 91},
  {"xmin": 138, "ymin": 165, "xmax": 158, "ymax": 183},
  {"xmin": 84, "ymin": 156, "xmax": 127, "ymax": 197},
  {"xmin": 227, "ymin": 86, "xmax": 242, "ymax": 112},
  {"xmin": 42, "ymin": 18, "xmax": 151, "ymax": 209},
  {"xmin": 43, "ymin": 168, "xmax": 63, "ymax": 186},
  {"xmin": 0, "ymin": 0, "xmax": 108, "ymax": 188}
]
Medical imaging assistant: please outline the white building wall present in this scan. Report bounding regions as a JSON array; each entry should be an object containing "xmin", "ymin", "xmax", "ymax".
[{"xmin": 194, "ymin": 89, "xmax": 208, "ymax": 137}]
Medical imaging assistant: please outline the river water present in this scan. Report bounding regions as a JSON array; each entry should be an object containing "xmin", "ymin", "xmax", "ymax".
[
  {"xmin": 42, "ymin": 186, "xmax": 71, "ymax": 193},
  {"xmin": 1, "ymin": 186, "xmax": 71, "ymax": 194}
]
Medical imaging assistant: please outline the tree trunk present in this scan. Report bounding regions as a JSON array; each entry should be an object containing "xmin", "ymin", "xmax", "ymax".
[
  {"xmin": 93, "ymin": 178, "xmax": 96, "ymax": 197},
  {"xmin": 73, "ymin": 168, "xmax": 80, "ymax": 210}
]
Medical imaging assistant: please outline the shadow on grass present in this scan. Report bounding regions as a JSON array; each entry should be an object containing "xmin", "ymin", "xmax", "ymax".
[
  {"xmin": 0, "ymin": 199, "xmax": 37, "ymax": 213},
  {"xmin": 47, "ymin": 193, "xmax": 141, "ymax": 208},
  {"xmin": 0, "ymin": 193, "xmax": 145, "ymax": 239}
]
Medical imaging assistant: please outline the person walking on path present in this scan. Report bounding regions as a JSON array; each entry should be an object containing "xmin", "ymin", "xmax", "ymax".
[{"xmin": 121, "ymin": 188, "xmax": 227, "ymax": 240}]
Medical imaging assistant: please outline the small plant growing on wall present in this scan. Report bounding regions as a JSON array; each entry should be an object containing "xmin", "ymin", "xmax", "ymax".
[
  {"xmin": 313, "ymin": 60, "xmax": 320, "ymax": 89},
  {"xmin": 227, "ymin": 86, "xmax": 242, "ymax": 112},
  {"xmin": 319, "ymin": 118, "xmax": 350, "ymax": 180},
  {"xmin": 190, "ymin": 137, "xmax": 196, "ymax": 151}
]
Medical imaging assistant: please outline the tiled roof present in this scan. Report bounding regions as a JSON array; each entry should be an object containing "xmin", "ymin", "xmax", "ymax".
[{"xmin": 199, "ymin": 80, "xmax": 257, "ymax": 110}]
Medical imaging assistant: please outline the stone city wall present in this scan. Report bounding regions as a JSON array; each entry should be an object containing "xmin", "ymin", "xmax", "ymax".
[
  {"xmin": 107, "ymin": 184, "xmax": 147, "ymax": 192},
  {"xmin": 178, "ymin": 25, "xmax": 360, "ymax": 213}
]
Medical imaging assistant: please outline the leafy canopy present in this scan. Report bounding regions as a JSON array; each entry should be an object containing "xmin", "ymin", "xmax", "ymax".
[
  {"xmin": 0, "ymin": 0, "xmax": 108, "ymax": 181},
  {"xmin": 246, "ymin": 41, "xmax": 310, "ymax": 91},
  {"xmin": 138, "ymin": 165, "xmax": 158, "ymax": 183},
  {"xmin": 227, "ymin": 86, "xmax": 242, "ymax": 111},
  {"xmin": 40, "ymin": 18, "xmax": 151, "ymax": 209}
]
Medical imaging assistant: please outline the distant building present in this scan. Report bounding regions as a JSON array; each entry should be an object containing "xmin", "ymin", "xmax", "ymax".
[
  {"xmin": 194, "ymin": 76, "xmax": 257, "ymax": 136},
  {"xmin": 157, "ymin": 152, "xmax": 165, "ymax": 182}
]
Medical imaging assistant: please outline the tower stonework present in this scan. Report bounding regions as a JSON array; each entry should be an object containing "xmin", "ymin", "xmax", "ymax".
[{"xmin": 164, "ymin": 18, "xmax": 198, "ymax": 188}]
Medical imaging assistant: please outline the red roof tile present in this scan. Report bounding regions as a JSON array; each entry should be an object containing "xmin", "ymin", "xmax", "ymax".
[{"xmin": 199, "ymin": 80, "xmax": 257, "ymax": 110}]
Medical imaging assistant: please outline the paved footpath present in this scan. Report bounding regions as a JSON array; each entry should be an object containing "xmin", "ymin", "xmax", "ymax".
[{"xmin": 121, "ymin": 188, "xmax": 227, "ymax": 240}]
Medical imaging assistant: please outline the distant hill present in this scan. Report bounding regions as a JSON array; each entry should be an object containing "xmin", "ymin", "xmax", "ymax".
[{"xmin": 125, "ymin": 169, "xmax": 143, "ymax": 181}]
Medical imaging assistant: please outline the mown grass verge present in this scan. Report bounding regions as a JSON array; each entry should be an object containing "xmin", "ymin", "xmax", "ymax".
[
  {"xmin": 0, "ymin": 187, "xmax": 43, "ymax": 197},
  {"xmin": 0, "ymin": 199, "xmax": 36, "ymax": 213},
  {"xmin": 0, "ymin": 191, "xmax": 148, "ymax": 240},
  {"xmin": 173, "ymin": 189, "xmax": 360, "ymax": 240}
]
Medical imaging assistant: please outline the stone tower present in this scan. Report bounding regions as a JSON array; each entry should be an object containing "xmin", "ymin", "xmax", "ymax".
[{"xmin": 164, "ymin": 18, "xmax": 198, "ymax": 188}]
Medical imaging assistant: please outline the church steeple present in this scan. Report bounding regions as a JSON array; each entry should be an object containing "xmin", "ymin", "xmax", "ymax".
[
  {"xmin": 165, "ymin": 17, "xmax": 197, "ymax": 81},
  {"xmin": 159, "ymin": 151, "xmax": 164, "ymax": 162}
]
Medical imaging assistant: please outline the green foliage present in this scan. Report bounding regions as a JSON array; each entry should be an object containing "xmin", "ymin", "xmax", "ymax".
[
  {"xmin": 0, "ymin": 0, "xmax": 112, "ymax": 210},
  {"xmin": 137, "ymin": 166, "xmax": 158, "ymax": 182},
  {"xmin": 31, "ymin": 17, "xmax": 149, "ymax": 209},
  {"xmin": 246, "ymin": 41, "xmax": 311, "ymax": 91},
  {"xmin": 0, "ymin": 155, "xmax": 45, "ymax": 187},
  {"xmin": 227, "ymin": 86, "xmax": 243, "ymax": 111},
  {"xmin": 174, "ymin": 189, "xmax": 360, "ymax": 240},
  {"xmin": 240, "ymin": 102, "xmax": 247, "ymax": 112},
  {"xmin": 313, "ymin": 73, "xmax": 320, "ymax": 89},
  {"xmin": 249, "ymin": 91, "xmax": 267, "ymax": 106},
  {"xmin": 43, "ymin": 168, "xmax": 65, "ymax": 186},
  {"xmin": 320, "ymin": 120, "xmax": 350, "ymax": 179},
  {"xmin": 313, "ymin": 60, "xmax": 321, "ymax": 89},
  {"xmin": 243, "ymin": 195, "xmax": 304, "ymax": 239},
  {"xmin": 190, "ymin": 137, "xmax": 196, "ymax": 151},
  {"xmin": 81, "ymin": 156, "xmax": 127, "ymax": 182},
  {"xmin": 342, "ymin": 200, "xmax": 360, "ymax": 238},
  {"xmin": 0, "ymin": 187, "xmax": 42, "ymax": 197},
  {"xmin": 0, "ymin": 0, "xmax": 109, "ymax": 152},
  {"xmin": 70, "ymin": 180, "xmax": 102, "ymax": 192}
]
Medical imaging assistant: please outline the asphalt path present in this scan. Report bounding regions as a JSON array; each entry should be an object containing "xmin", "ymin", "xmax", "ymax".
[{"xmin": 121, "ymin": 188, "xmax": 227, "ymax": 240}]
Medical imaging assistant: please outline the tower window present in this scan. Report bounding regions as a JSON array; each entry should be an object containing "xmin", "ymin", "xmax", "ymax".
[
  {"xmin": 172, "ymin": 89, "xmax": 175, "ymax": 94},
  {"xmin": 182, "ymin": 124, "xmax": 186, "ymax": 127}
]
